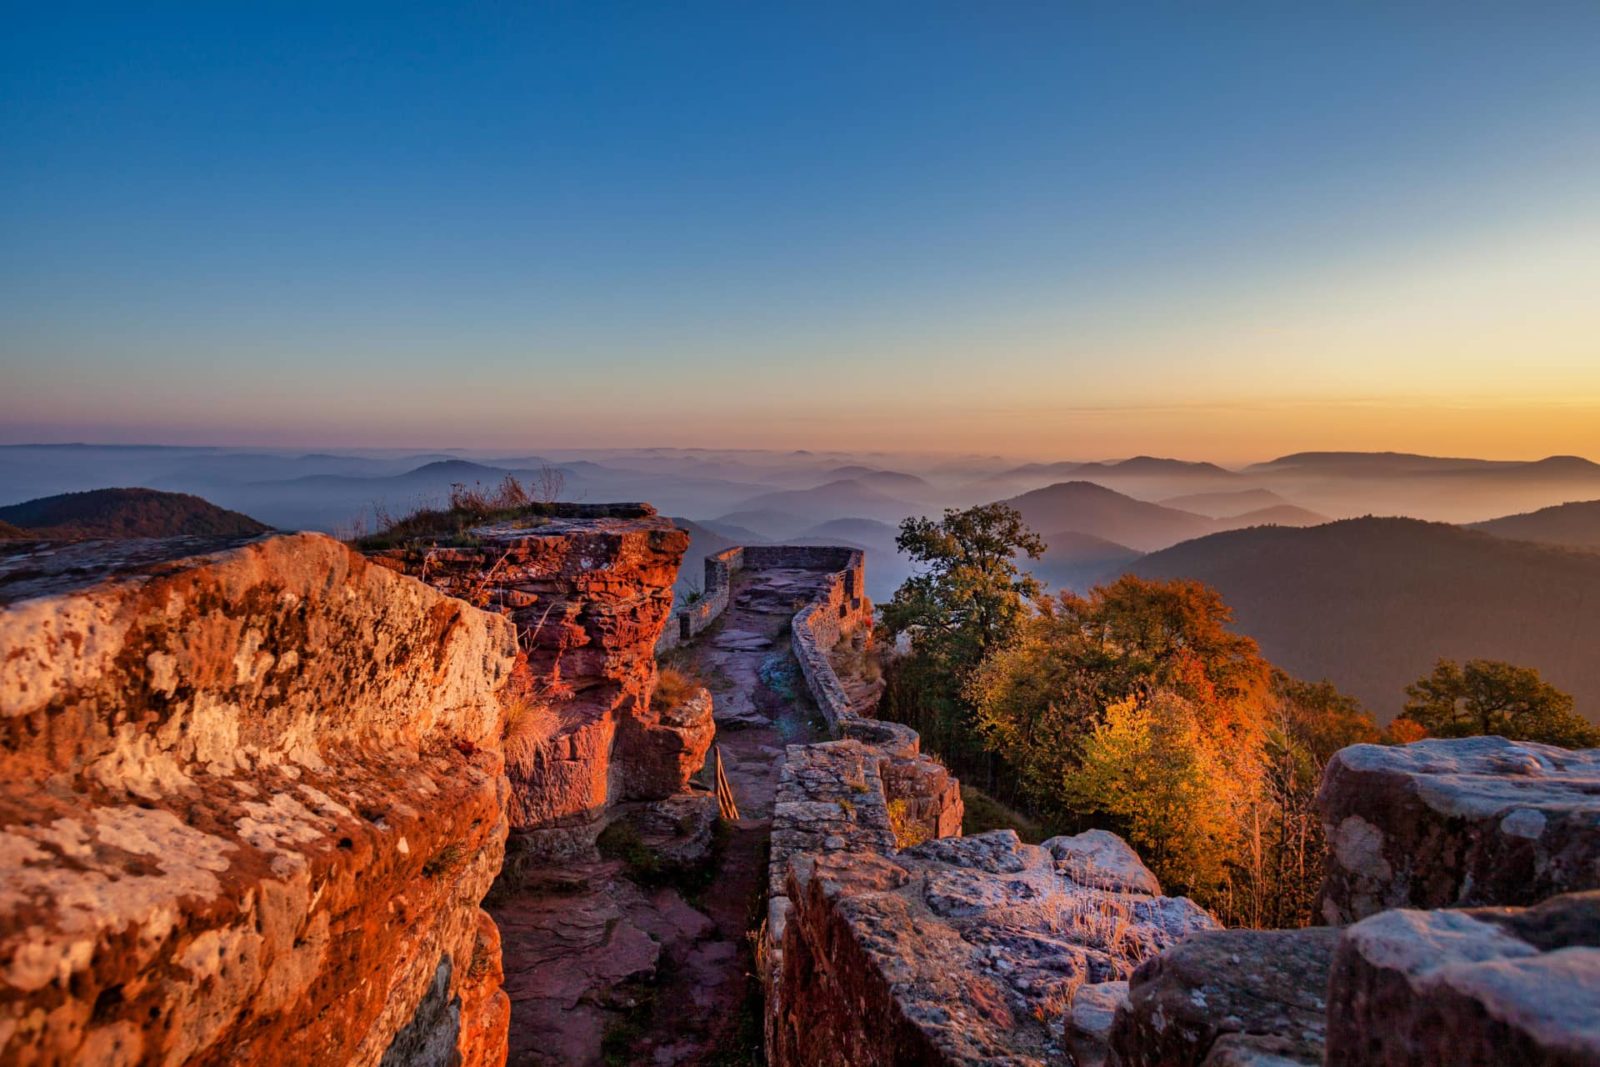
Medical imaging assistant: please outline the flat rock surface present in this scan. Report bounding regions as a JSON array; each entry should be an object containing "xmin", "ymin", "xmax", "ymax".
[{"xmin": 0, "ymin": 533, "xmax": 518, "ymax": 1067}]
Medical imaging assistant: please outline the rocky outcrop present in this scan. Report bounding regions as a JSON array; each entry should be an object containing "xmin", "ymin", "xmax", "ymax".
[
  {"xmin": 1109, "ymin": 927, "xmax": 1337, "ymax": 1067},
  {"xmin": 1105, "ymin": 736, "xmax": 1600, "ymax": 1067},
  {"xmin": 1317, "ymin": 737, "xmax": 1600, "ymax": 923},
  {"xmin": 770, "ymin": 830, "xmax": 1219, "ymax": 1067},
  {"xmin": 627, "ymin": 687, "xmax": 717, "ymax": 801},
  {"xmin": 0, "ymin": 533, "xmax": 517, "ymax": 1067},
  {"xmin": 365, "ymin": 505, "xmax": 702, "ymax": 857},
  {"xmin": 1325, "ymin": 891, "xmax": 1600, "ymax": 1066}
]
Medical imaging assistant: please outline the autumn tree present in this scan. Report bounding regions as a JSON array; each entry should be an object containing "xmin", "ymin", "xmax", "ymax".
[
  {"xmin": 968, "ymin": 576, "xmax": 1274, "ymax": 810},
  {"xmin": 1403, "ymin": 658, "xmax": 1598, "ymax": 748},
  {"xmin": 1237, "ymin": 673, "xmax": 1382, "ymax": 927},
  {"xmin": 1063, "ymin": 689, "xmax": 1253, "ymax": 899},
  {"xmin": 879, "ymin": 503, "xmax": 1045, "ymax": 772}
]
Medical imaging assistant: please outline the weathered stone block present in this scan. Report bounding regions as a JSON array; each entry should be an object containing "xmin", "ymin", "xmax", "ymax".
[
  {"xmin": 1109, "ymin": 927, "xmax": 1336, "ymax": 1067},
  {"xmin": 772, "ymin": 831, "xmax": 1219, "ymax": 1067},
  {"xmin": 1317, "ymin": 737, "xmax": 1600, "ymax": 923}
]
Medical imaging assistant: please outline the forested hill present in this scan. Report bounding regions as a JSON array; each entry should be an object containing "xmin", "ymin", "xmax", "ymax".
[
  {"xmin": 1131, "ymin": 517, "xmax": 1600, "ymax": 722},
  {"xmin": 0, "ymin": 488, "xmax": 272, "ymax": 539},
  {"xmin": 1470, "ymin": 499, "xmax": 1600, "ymax": 552}
]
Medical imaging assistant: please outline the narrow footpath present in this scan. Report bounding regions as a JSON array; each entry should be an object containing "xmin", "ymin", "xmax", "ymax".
[{"xmin": 497, "ymin": 564, "xmax": 836, "ymax": 1067}]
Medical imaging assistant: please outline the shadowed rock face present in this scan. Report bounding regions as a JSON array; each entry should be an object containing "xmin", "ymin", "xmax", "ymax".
[
  {"xmin": 771, "ymin": 830, "xmax": 1218, "ymax": 1067},
  {"xmin": 1325, "ymin": 891, "xmax": 1600, "ymax": 1067},
  {"xmin": 1110, "ymin": 927, "xmax": 1338, "ymax": 1067},
  {"xmin": 0, "ymin": 533, "xmax": 518, "ymax": 1066},
  {"xmin": 1317, "ymin": 737, "xmax": 1600, "ymax": 923}
]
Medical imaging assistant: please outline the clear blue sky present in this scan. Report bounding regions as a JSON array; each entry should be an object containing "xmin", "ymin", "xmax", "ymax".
[{"xmin": 4, "ymin": 4, "xmax": 1599, "ymax": 458}]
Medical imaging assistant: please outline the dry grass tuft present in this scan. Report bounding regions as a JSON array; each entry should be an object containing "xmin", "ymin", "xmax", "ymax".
[
  {"xmin": 829, "ymin": 631, "xmax": 884, "ymax": 686},
  {"xmin": 503, "ymin": 694, "xmax": 562, "ymax": 778},
  {"xmin": 887, "ymin": 797, "xmax": 932, "ymax": 849},
  {"xmin": 652, "ymin": 665, "xmax": 700, "ymax": 711},
  {"xmin": 352, "ymin": 470, "xmax": 566, "ymax": 550}
]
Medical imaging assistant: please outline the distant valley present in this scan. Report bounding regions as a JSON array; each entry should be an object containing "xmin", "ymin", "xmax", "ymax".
[{"xmin": 8, "ymin": 443, "xmax": 1600, "ymax": 722}]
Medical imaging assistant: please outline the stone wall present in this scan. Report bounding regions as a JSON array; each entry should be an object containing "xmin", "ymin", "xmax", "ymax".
[
  {"xmin": 0, "ymin": 533, "xmax": 518, "ymax": 1067},
  {"xmin": 741, "ymin": 545, "xmax": 1196, "ymax": 1065},
  {"xmin": 365, "ymin": 505, "xmax": 709, "ymax": 859},
  {"xmin": 655, "ymin": 546, "xmax": 743, "ymax": 654}
]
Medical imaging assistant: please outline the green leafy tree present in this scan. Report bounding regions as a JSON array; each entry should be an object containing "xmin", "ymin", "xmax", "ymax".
[
  {"xmin": 879, "ymin": 503, "xmax": 1044, "ymax": 774},
  {"xmin": 1403, "ymin": 659, "xmax": 1598, "ymax": 748}
]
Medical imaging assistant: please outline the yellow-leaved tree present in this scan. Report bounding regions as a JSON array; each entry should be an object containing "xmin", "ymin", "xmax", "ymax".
[{"xmin": 1063, "ymin": 689, "xmax": 1256, "ymax": 900}]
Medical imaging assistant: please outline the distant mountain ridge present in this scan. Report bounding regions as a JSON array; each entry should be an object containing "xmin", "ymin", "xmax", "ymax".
[
  {"xmin": 0, "ymin": 488, "xmax": 272, "ymax": 539},
  {"xmin": 1131, "ymin": 517, "xmax": 1600, "ymax": 722},
  {"xmin": 1001, "ymin": 481, "xmax": 1217, "ymax": 552},
  {"xmin": 1470, "ymin": 499, "xmax": 1600, "ymax": 552}
]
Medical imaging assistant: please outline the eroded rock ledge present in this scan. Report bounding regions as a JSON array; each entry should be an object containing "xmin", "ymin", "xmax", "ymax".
[
  {"xmin": 364, "ymin": 504, "xmax": 708, "ymax": 858},
  {"xmin": 0, "ymin": 533, "xmax": 517, "ymax": 1066}
]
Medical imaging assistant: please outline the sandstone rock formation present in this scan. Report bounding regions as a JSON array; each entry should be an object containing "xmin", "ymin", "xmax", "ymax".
[
  {"xmin": 770, "ymin": 830, "xmax": 1219, "ymax": 1067},
  {"xmin": 1318, "ymin": 736, "xmax": 1600, "ymax": 923},
  {"xmin": 1325, "ymin": 890, "xmax": 1600, "ymax": 1066},
  {"xmin": 365, "ymin": 505, "xmax": 704, "ymax": 857},
  {"xmin": 0, "ymin": 533, "xmax": 517, "ymax": 1066}
]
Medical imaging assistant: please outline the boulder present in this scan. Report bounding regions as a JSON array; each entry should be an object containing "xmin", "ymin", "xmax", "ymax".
[
  {"xmin": 1109, "ymin": 927, "xmax": 1336, "ymax": 1067},
  {"xmin": 1325, "ymin": 890, "xmax": 1600, "ymax": 1066},
  {"xmin": 1317, "ymin": 737, "xmax": 1600, "ymax": 923},
  {"xmin": 770, "ymin": 830, "xmax": 1219, "ymax": 1067},
  {"xmin": 622, "ymin": 686, "xmax": 716, "ymax": 801},
  {"xmin": 1043, "ymin": 830, "xmax": 1163, "ymax": 897}
]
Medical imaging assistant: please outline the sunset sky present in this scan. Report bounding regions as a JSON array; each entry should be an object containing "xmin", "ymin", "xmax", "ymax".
[{"xmin": 3, "ymin": 5, "xmax": 1599, "ymax": 460}]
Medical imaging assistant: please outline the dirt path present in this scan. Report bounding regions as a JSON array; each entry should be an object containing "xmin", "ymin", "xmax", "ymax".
[{"xmin": 497, "ymin": 566, "xmax": 833, "ymax": 1067}]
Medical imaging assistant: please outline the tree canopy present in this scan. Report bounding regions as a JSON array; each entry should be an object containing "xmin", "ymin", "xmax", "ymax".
[{"xmin": 1402, "ymin": 658, "xmax": 1598, "ymax": 748}]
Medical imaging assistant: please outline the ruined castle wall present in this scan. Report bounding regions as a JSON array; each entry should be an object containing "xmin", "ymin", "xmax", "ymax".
[
  {"xmin": 655, "ymin": 546, "xmax": 745, "ymax": 654},
  {"xmin": 0, "ymin": 533, "xmax": 518, "ymax": 1067},
  {"xmin": 364, "ymin": 506, "xmax": 703, "ymax": 859}
]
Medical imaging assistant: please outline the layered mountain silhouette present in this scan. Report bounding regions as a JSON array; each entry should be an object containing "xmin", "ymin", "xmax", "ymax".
[{"xmin": 1001, "ymin": 482, "xmax": 1217, "ymax": 553}]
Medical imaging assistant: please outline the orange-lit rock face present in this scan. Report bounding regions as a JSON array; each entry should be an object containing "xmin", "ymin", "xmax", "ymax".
[
  {"xmin": 0, "ymin": 533, "xmax": 517, "ymax": 1067},
  {"xmin": 365, "ymin": 507, "xmax": 694, "ymax": 856}
]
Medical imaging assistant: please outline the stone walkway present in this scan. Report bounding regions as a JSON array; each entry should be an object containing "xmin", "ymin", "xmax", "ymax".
[{"xmin": 496, "ymin": 565, "xmax": 834, "ymax": 1067}]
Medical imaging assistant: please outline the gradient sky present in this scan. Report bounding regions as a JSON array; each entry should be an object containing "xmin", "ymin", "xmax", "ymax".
[{"xmin": 3, "ymin": 4, "xmax": 1599, "ymax": 460}]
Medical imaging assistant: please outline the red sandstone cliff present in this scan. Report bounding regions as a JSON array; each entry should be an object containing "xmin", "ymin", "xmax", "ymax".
[{"xmin": 0, "ymin": 533, "xmax": 517, "ymax": 1066}]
